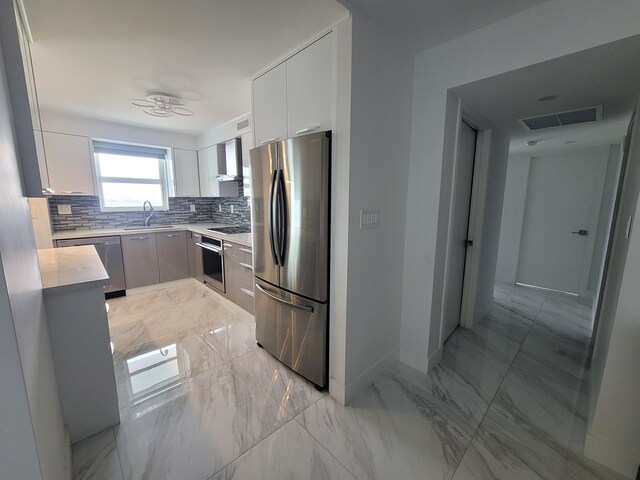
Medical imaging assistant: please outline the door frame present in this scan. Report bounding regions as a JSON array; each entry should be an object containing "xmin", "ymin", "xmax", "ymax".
[
  {"xmin": 439, "ymin": 100, "xmax": 493, "ymax": 341},
  {"xmin": 514, "ymin": 148, "xmax": 608, "ymax": 297}
]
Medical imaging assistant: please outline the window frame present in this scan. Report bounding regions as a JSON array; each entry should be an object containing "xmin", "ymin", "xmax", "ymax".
[{"xmin": 92, "ymin": 139, "xmax": 172, "ymax": 213}]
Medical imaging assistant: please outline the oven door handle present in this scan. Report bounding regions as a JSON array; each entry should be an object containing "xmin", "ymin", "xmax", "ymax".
[
  {"xmin": 255, "ymin": 284, "xmax": 314, "ymax": 313},
  {"xmin": 196, "ymin": 242, "xmax": 223, "ymax": 253}
]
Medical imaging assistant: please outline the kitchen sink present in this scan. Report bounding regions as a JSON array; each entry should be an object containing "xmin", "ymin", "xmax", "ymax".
[{"xmin": 123, "ymin": 225, "xmax": 175, "ymax": 230}]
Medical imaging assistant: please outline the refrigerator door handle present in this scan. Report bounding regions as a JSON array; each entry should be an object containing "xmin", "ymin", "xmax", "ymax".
[
  {"xmin": 268, "ymin": 170, "xmax": 280, "ymax": 265},
  {"xmin": 277, "ymin": 169, "xmax": 287, "ymax": 262},
  {"xmin": 255, "ymin": 283, "xmax": 315, "ymax": 313}
]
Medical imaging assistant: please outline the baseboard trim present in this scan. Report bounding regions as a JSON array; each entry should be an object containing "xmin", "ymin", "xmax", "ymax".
[
  {"xmin": 64, "ymin": 426, "xmax": 72, "ymax": 480},
  {"xmin": 399, "ymin": 347, "xmax": 429, "ymax": 374},
  {"xmin": 428, "ymin": 345, "xmax": 443, "ymax": 371},
  {"xmin": 329, "ymin": 347, "xmax": 399, "ymax": 406},
  {"xmin": 584, "ymin": 432, "xmax": 638, "ymax": 478}
]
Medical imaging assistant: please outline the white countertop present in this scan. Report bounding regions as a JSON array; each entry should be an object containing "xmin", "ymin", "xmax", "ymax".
[
  {"xmin": 38, "ymin": 245, "xmax": 110, "ymax": 296},
  {"xmin": 52, "ymin": 223, "xmax": 254, "ymax": 248}
]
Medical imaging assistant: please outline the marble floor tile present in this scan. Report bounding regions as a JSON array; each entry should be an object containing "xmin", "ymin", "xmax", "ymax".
[
  {"xmin": 112, "ymin": 327, "xmax": 232, "ymax": 408},
  {"xmin": 208, "ymin": 315, "xmax": 259, "ymax": 359},
  {"xmin": 452, "ymin": 406, "xmax": 627, "ymax": 480},
  {"xmin": 440, "ymin": 321, "xmax": 522, "ymax": 403},
  {"xmin": 493, "ymin": 283, "xmax": 548, "ymax": 320},
  {"xmin": 235, "ymin": 348, "xmax": 325, "ymax": 416},
  {"xmin": 491, "ymin": 350, "xmax": 589, "ymax": 456},
  {"xmin": 211, "ymin": 420, "xmax": 357, "ymax": 480},
  {"xmin": 115, "ymin": 361, "xmax": 290, "ymax": 480},
  {"xmin": 72, "ymin": 428, "xmax": 123, "ymax": 480},
  {"xmin": 391, "ymin": 362, "xmax": 489, "ymax": 431},
  {"xmin": 297, "ymin": 369, "xmax": 474, "ymax": 480}
]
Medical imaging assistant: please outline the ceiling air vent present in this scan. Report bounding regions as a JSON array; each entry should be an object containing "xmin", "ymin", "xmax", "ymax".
[
  {"xmin": 519, "ymin": 105, "xmax": 602, "ymax": 131},
  {"xmin": 236, "ymin": 118, "xmax": 250, "ymax": 131}
]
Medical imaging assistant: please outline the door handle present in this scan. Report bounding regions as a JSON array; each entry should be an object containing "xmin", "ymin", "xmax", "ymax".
[
  {"xmin": 268, "ymin": 170, "xmax": 279, "ymax": 265},
  {"xmin": 571, "ymin": 229, "xmax": 588, "ymax": 236},
  {"xmin": 255, "ymin": 284, "xmax": 314, "ymax": 312}
]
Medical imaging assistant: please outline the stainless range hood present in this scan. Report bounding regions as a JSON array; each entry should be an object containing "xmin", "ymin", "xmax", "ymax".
[{"xmin": 216, "ymin": 138, "xmax": 242, "ymax": 182}]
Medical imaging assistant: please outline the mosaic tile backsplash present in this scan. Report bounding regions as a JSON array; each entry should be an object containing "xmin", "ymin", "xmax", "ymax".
[{"xmin": 48, "ymin": 195, "xmax": 251, "ymax": 232}]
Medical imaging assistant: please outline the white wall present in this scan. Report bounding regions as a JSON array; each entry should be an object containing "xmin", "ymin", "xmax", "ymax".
[
  {"xmin": 588, "ymin": 144, "xmax": 622, "ymax": 291},
  {"xmin": 471, "ymin": 127, "xmax": 510, "ymax": 324},
  {"xmin": 0, "ymin": 36, "xmax": 67, "ymax": 479},
  {"xmin": 40, "ymin": 110, "xmax": 198, "ymax": 150},
  {"xmin": 329, "ymin": 8, "xmax": 414, "ymax": 402},
  {"xmin": 400, "ymin": 0, "xmax": 640, "ymax": 370},
  {"xmin": 495, "ymin": 154, "xmax": 530, "ymax": 284},
  {"xmin": 586, "ymin": 107, "xmax": 640, "ymax": 477},
  {"xmin": 196, "ymin": 112, "xmax": 251, "ymax": 150}
]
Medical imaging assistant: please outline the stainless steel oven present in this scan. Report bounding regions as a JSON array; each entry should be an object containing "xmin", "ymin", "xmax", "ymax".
[{"xmin": 196, "ymin": 236, "xmax": 225, "ymax": 293}]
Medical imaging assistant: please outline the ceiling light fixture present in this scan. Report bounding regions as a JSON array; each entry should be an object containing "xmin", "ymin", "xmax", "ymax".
[{"xmin": 129, "ymin": 93, "xmax": 193, "ymax": 117}]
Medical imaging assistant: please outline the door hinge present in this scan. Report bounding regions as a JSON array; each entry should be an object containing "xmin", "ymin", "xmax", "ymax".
[{"xmin": 465, "ymin": 239, "xmax": 474, "ymax": 247}]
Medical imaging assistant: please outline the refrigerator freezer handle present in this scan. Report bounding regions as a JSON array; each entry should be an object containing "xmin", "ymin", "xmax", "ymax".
[{"xmin": 255, "ymin": 283, "xmax": 314, "ymax": 312}]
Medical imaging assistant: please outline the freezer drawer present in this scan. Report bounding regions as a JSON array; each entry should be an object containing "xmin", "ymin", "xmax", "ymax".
[{"xmin": 254, "ymin": 278, "xmax": 327, "ymax": 387}]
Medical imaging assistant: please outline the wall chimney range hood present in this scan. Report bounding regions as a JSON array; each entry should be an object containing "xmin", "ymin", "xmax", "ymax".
[{"xmin": 216, "ymin": 138, "xmax": 243, "ymax": 182}]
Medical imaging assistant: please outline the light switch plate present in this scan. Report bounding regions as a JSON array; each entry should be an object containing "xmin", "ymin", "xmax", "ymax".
[
  {"xmin": 57, "ymin": 205, "xmax": 72, "ymax": 215},
  {"xmin": 360, "ymin": 209, "xmax": 380, "ymax": 229},
  {"xmin": 190, "ymin": 204, "xmax": 196, "ymax": 212}
]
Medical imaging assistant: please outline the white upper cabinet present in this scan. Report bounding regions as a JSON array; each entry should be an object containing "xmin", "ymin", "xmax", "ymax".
[
  {"xmin": 173, "ymin": 148, "xmax": 200, "ymax": 197},
  {"xmin": 252, "ymin": 31, "xmax": 334, "ymax": 145},
  {"xmin": 43, "ymin": 131, "xmax": 95, "ymax": 195},
  {"xmin": 252, "ymin": 62, "xmax": 287, "ymax": 146},
  {"xmin": 198, "ymin": 145, "xmax": 220, "ymax": 197},
  {"xmin": 286, "ymin": 33, "xmax": 334, "ymax": 137}
]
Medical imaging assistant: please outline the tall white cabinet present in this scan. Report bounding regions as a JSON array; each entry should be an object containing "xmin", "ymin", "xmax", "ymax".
[
  {"xmin": 252, "ymin": 32, "xmax": 334, "ymax": 145},
  {"xmin": 173, "ymin": 148, "xmax": 200, "ymax": 197}
]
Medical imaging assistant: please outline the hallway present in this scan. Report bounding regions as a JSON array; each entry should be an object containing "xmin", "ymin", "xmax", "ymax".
[{"xmin": 72, "ymin": 281, "xmax": 624, "ymax": 480}]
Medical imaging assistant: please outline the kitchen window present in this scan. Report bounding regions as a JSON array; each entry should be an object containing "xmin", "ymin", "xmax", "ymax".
[{"xmin": 93, "ymin": 140, "xmax": 171, "ymax": 211}]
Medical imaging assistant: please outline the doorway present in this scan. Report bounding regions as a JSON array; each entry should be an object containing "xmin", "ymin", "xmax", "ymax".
[
  {"xmin": 442, "ymin": 119, "xmax": 477, "ymax": 341},
  {"xmin": 516, "ymin": 151, "xmax": 607, "ymax": 296}
]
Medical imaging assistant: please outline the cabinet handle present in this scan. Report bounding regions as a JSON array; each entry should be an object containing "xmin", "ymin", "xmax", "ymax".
[
  {"xmin": 240, "ymin": 288, "xmax": 254, "ymax": 298},
  {"xmin": 261, "ymin": 137, "xmax": 278, "ymax": 145},
  {"xmin": 192, "ymin": 234, "xmax": 201, "ymax": 239},
  {"xmin": 60, "ymin": 191, "xmax": 86, "ymax": 194},
  {"xmin": 239, "ymin": 262, "xmax": 253, "ymax": 271},
  {"xmin": 295, "ymin": 126, "xmax": 320, "ymax": 135},
  {"xmin": 42, "ymin": 187, "xmax": 54, "ymax": 195},
  {"xmin": 163, "ymin": 234, "xmax": 180, "ymax": 237},
  {"xmin": 224, "ymin": 243, "xmax": 233, "ymax": 248},
  {"xmin": 238, "ymin": 248, "xmax": 252, "ymax": 254},
  {"xmin": 128, "ymin": 236, "xmax": 149, "ymax": 240}
]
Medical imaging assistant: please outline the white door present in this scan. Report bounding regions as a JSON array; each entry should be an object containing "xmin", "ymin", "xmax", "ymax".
[
  {"xmin": 517, "ymin": 152, "xmax": 606, "ymax": 294},
  {"xmin": 443, "ymin": 121, "xmax": 477, "ymax": 341}
]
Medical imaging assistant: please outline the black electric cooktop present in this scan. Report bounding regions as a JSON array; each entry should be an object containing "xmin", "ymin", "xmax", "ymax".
[{"xmin": 207, "ymin": 225, "xmax": 251, "ymax": 235}]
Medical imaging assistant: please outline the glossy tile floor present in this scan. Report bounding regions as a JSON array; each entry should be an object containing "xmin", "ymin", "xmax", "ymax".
[{"xmin": 73, "ymin": 280, "xmax": 626, "ymax": 480}]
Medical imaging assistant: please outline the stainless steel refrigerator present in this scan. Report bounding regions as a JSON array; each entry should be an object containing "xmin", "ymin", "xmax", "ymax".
[{"xmin": 250, "ymin": 131, "xmax": 330, "ymax": 388}]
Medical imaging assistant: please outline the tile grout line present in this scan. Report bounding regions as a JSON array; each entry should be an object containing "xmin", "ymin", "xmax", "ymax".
[
  {"xmin": 448, "ymin": 289, "xmax": 547, "ymax": 479},
  {"xmin": 291, "ymin": 401, "xmax": 362, "ymax": 480}
]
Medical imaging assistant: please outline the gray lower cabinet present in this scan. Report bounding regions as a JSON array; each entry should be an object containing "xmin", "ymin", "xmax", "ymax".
[
  {"xmin": 121, "ymin": 233, "xmax": 160, "ymax": 288},
  {"xmin": 224, "ymin": 241, "xmax": 254, "ymax": 314},
  {"xmin": 188, "ymin": 231, "xmax": 204, "ymax": 282},
  {"xmin": 156, "ymin": 231, "xmax": 190, "ymax": 282}
]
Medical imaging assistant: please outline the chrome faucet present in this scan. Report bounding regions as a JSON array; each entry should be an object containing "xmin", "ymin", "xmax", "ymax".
[{"xmin": 143, "ymin": 200, "xmax": 154, "ymax": 226}]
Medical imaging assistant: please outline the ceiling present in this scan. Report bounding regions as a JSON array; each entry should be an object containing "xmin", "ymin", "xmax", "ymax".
[
  {"xmin": 341, "ymin": 0, "xmax": 549, "ymax": 53},
  {"xmin": 451, "ymin": 34, "xmax": 640, "ymax": 155},
  {"xmin": 23, "ymin": 0, "xmax": 348, "ymax": 134}
]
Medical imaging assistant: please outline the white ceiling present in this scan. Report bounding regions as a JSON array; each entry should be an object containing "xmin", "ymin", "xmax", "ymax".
[
  {"xmin": 341, "ymin": 0, "xmax": 549, "ymax": 53},
  {"xmin": 450, "ymin": 34, "xmax": 640, "ymax": 155},
  {"xmin": 23, "ymin": 0, "xmax": 348, "ymax": 134}
]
